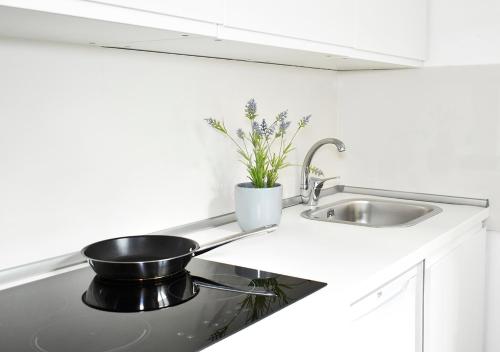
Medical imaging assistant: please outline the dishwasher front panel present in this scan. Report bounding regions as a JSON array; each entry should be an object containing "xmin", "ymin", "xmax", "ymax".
[{"xmin": 348, "ymin": 262, "xmax": 424, "ymax": 352}]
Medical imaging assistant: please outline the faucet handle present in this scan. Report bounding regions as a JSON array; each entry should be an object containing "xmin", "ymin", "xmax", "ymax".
[
  {"xmin": 309, "ymin": 176, "xmax": 340, "ymax": 206},
  {"xmin": 310, "ymin": 175, "xmax": 340, "ymax": 189}
]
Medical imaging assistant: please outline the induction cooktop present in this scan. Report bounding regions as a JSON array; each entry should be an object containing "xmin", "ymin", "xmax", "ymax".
[{"xmin": 0, "ymin": 258, "xmax": 326, "ymax": 352}]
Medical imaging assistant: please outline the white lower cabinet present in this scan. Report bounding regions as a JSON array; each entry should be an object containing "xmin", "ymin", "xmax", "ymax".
[{"xmin": 424, "ymin": 226, "xmax": 486, "ymax": 352}]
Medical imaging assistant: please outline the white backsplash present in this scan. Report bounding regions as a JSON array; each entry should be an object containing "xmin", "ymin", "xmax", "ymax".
[{"xmin": 0, "ymin": 37, "xmax": 340, "ymax": 270}]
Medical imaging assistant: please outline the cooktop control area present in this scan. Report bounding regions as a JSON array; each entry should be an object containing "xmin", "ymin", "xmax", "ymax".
[{"xmin": 0, "ymin": 258, "xmax": 326, "ymax": 351}]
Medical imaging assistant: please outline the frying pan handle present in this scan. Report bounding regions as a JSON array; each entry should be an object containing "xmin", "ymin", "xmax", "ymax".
[
  {"xmin": 193, "ymin": 276, "xmax": 276, "ymax": 297},
  {"xmin": 194, "ymin": 224, "xmax": 278, "ymax": 256}
]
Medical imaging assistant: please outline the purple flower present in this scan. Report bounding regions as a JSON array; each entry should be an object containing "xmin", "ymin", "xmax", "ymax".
[
  {"xmin": 245, "ymin": 99, "xmax": 257, "ymax": 119},
  {"xmin": 261, "ymin": 119, "xmax": 275, "ymax": 138},
  {"xmin": 298, "ymin": 114, "xmax": 311, "ymax": 127},
  {"xmin": 279, "ymin": 120, "xmax": 291, "ymax": 132},
  {"xmin": 260, "ymin": 119, "xmax": 268, "ymax": 132},
  {"xmin": 252, "ymin": 119, "xmax": 275, "ymax": 138},
  {"xmin": 252, "ymin": 121, "xmax": 262, "ymax": 136},
  {"xmin": 277, "ymin": 110, "xmax": 288, "ymax": 122}
]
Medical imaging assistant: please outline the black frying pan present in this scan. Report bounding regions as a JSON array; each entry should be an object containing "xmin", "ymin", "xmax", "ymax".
[{"xmin": 82, "ymin": 224, "xmax": 277, "ymax": 281}]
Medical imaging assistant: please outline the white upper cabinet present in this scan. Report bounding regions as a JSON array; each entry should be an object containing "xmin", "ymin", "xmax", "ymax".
[
  {"xmin": 356, "ymin": 0, "xmax": 427, "ymax": 60},
  {"xmin": 224, "ymin": 0, "xmax": 355, "ymax": 47},
  {"xmin": 224, "ymin": 0, "xmax": 426, "ymax": 60},
  {"xmin": 93, "ymin": 0, "xmax": 224, "ymax": 24},
  {"xmin": 0, "ymin": 0, "xmax": 427, "ymax": 69}
]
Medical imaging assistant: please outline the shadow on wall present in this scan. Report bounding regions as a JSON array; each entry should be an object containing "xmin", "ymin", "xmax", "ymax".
[
  {"xmin": 196, "ymin": 122, "xmax": 242, "ymax": 217},
  {"xmin": 207, "ymin": 155, "xmax": 237, "ymax": 217}
]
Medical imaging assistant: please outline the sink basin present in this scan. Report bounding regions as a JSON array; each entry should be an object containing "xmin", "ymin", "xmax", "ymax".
[{"xmin": 301, "ymin": 198, "xmax": 442, "ymax": 227}]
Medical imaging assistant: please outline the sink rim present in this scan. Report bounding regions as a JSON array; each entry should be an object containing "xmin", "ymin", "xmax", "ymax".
[{"xmin": 300, "ymin": 197, "xmax": 443, "ymax": 228}]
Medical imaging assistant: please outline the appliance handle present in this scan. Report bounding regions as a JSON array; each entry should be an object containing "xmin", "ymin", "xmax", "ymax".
[{"xmin": 351, "ymin": 270, "xmax": 417, "ymax": 322}]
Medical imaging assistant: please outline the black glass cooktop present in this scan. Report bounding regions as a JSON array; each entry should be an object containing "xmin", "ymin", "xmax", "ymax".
[{"xmin": 0, "ymin": 258, "xmax": 326, "ymax": 352}]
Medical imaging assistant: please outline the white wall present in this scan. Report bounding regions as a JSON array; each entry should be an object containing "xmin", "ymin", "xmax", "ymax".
[
  {"xmin": 427, "ymin": 0, "xmax": 500, "ymax": 66},
  {"xmin": 0, "ymin": 37, "xmax": 339, "ymax": 270},
  {"xmin": 337, "ymin": 65, "xmax": 500, "ymax": 230}
]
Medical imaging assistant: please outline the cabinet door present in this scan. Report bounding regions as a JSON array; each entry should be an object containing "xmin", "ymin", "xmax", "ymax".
[
  {"xmin": 356, "ymin": 0, "xmax": 427, "ymax": 59},
  {"xmin": 424, "ymin": 227, "xmax": 486, "ymax": 352},
  {"xmin": 93, "ymin": 0, "xmax": 224, "ymax": 23},
  {"xmin": 224, "ymin": 0, "xmax": 355, "ymax": 47}
]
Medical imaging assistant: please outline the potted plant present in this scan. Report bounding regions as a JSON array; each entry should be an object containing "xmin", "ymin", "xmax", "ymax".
[{"xmin": 205, "ymin": 99, "xmax": 319, "ymax": 231}]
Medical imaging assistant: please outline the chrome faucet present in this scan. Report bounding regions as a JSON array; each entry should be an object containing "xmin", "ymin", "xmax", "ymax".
[{"xmin": 300, "ymin": 138, "xmax": 346, "ymax": 205}]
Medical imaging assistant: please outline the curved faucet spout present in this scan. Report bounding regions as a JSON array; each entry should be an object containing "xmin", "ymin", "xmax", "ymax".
[{"xmin": 300, "ymin": 138, "xmax": 346, "ymax": 204}]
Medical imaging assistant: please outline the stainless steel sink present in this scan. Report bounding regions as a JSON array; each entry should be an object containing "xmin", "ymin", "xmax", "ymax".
[{"xmin": 301, "ymin": 198, "xmax": 442, "ymax": 227}]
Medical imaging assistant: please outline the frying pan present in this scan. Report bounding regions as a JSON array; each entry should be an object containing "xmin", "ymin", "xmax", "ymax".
[{"xmin": 82, "ymin": 224, "xmax": 277, "ymax": 281}]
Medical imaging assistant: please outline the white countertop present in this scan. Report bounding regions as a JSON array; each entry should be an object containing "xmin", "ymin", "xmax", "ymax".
[{"xmin": 180, "ymin": 192, "xmax": 489, "ymax": 351}]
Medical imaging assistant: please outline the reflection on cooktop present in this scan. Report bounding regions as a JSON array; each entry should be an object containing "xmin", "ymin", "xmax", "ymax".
[
  {"xmin": 82, "ymin": 270, "xmax": 266, "ymax": 312},
  {"xmin": 0, "ymin": 258, "xmax": 326, "ymax": 352},
  {"xmin": 82, "ymin": 271, "xmax": 200, "ymax": 312}
]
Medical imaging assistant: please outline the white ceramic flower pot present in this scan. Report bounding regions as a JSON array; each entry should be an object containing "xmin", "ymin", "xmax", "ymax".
[{"xmin": 234, "ymin": 182, "xmax": 283, "ymax": 231}]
